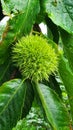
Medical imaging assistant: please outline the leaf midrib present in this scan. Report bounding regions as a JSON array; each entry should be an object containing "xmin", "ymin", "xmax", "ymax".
[
  {"xmin": 35, "ymin": 83, "xmax": 57, "ymax": 129},
  {"xmin": 0, "ymin": 79, "xmax": 24, "ymax": 115}
]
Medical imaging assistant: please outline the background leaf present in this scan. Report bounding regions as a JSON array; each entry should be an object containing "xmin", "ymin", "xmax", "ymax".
[
  {"xmin": 1, "ymin": 0, "xmax": 39, "ymax": 15},
  {"xmin": 0, "ymin": 79, "xmax": 27, "ymax": 130},
  {"xmin": 12, "ymin": 107, "xmax": 50, "ymax": 130},
  {"xmin": 45, "ymin": 17, "xmax": 59, "ymax": 43},
  {"xmin": 58, "ymin": 55, "xmax": 73, "ymax": 124},
  {"xmin": 60, "ymin": 30, "xmax": 73, "ymax": 72},
  {"xmin": 0, "ymin": 61, "xmax": 10, "ymax": 85},
  {"xmin": 34, "ymin": 83, "xmax": 70, "ymax": 130},
  {"xmin": 41, "ymin": 0, "xmax": 73, "ymax": 34},
  {"xmin": 21, "ymin": 80, "xmax": 34, "ymax": 118},
  {"xmin": 0, "ymin": 0, "xmax": 40, "ymax": 64}
]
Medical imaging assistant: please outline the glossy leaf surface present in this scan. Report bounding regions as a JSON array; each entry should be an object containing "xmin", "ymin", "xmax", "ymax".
[
  {"xmin": 59, "ymin": 55, "xmax": 73, "ymax": 124},
  {"xmin": 0, "ymin": 79, "xmax": 26, "ymax": 130},
  {"xmin": 35, "ymin": 83, "xmax": 70, "ymax": 130},
  {"xmin": 60, "ymin": 30, "xmax": 73, "ymax": 72},
  {"xmin": 0, "ymin": 0, "xmax": 40, "ymax": 64},
  {"xmin": 42, "ymin": 0, "xmax": 73, "ymax": 34}
]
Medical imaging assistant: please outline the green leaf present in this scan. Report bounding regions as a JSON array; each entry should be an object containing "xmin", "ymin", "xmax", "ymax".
[
  {"xmin": 12, "ymin": 106, "xmax": 50, "ymax": 130},
  {"xmin": 60, "ymin": 30, "xmax": 73, "ymax": 72},
  {"xmin": 41, "ymin": 0, "xmax": 73, "ymax": 34},
  {"xmin": 0, "ymin": 0, "xmax": 40, "ymax": 64},
  {"xmin": 21, "ymin": 80, "xmax": 34, "ymax": 118},
  {"xmin": 49, "ymin": 75, "xmax": 62, "ymax": 98},
  {"xmin": 34, "ymin": 83, "xmax": 70, "ymax": 130},
  {"xmin": 58, "ymin": 55, "xmax": 73, "ymax": 124},
  {"xmin": 1, "ymin": 0, "xmax": 40, "ymax": 15},
  {"xmin": 45, "ymin": 18, "xmax": 59, "ymax": 43},
  {"xmin": 0, "ymin": 59, "xmax": 19, "ymax": 85},
  {"xmin": 1, "ymin": 0, "xmax": 25, "ymax": 15},
  {"xmin": 0, "ymin": 61, "xmax": 10, "ymax": 85},
  {"xmin": 12, "ymin": 119, "xmax": 39, "ymax": 130},
  {"xmin": 0, "ymin": 79, "xmax": 27, "ymax": 130}
]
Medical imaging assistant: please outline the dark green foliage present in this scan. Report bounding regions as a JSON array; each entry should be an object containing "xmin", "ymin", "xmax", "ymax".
[
  {"xmin": 0, "ymin": 0, "xmax": 73, "ymax": 129},
  {"xmin": 12, "ymin": 107, "xmax": 50, "ymax": 130}
]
